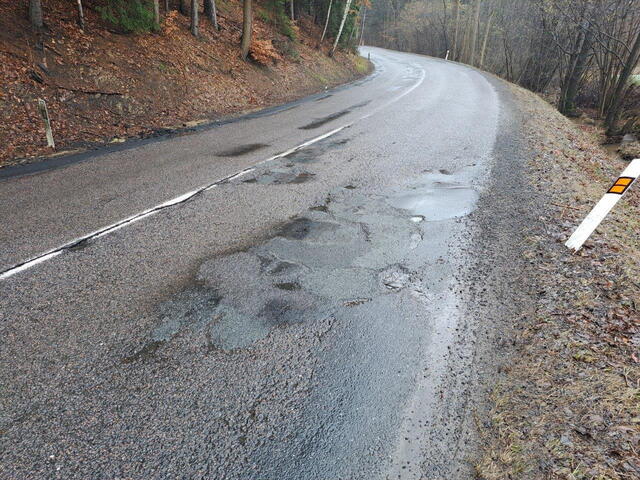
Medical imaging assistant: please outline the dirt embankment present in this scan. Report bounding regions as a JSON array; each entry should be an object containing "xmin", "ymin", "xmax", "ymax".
[
  {"xmin": 477, "ymin": 85, "xmax": 640, "ymax": 479},
  {"xmin": 0, "ymin": 0, "xmax": 369, "ymax": 167}
]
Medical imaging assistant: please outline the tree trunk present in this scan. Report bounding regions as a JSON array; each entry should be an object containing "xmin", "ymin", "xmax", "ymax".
[
  {"xmin": 165, "ymin": 0, "xmax": 169, "ymax": 11},
  {"xmin": 605, "ymin": 29, "xmax": 640, "ymax": 135},
  {"xmin": 76, "ymin": 0, "xmax": 85, "ymax": 30},
  {"xmin": 191, "ymin": 0, "xmax": 199, "ymax": 36},
  {"xmin": 479, "ymin": 11, "xmax": 493, "ymax": 69},
  {"xmin": 331, "ymin": 0, "xmax": 353, "ymax": 56},
  {"xmin": 204, "ymin": 0, "xmax": 218, "ymax": 29},
  {"xmin": 452, "ymin": 0, "xmax": 460, "ymax": 61},
  {"xmin": 559, "ymin": 20, "xmax": 593, "ymax": 117},
  {"xmin": 180, "ymin": 0, "xmax": 188, "ymax": 15},
  {"xmin": 152, "ymin": 0, "xmax": 160, "ymax": 28},
  {"xmin": 359, "ymin": 6, "xmax": 366, "ymax": 46},
  {"xmin": 469, "ymin": 0, "xmax": 481, "ymax": 66},
  {"xmin": 320, "ymin": 0, "xmax": 332, "ymax": 43},
  {"xmin": 290, "ymin": 0, "xmax": 294, "ymax": 21},
  {"xmin": 241, "ymin": 0, "xmax": 252, "ymax": 60},
  {"xmin": 29, "ymin": 0, "xmax": 43, "ymax": 28}
]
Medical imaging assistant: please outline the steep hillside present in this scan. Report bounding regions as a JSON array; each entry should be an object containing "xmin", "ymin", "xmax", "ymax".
[{"xmin": 0, "ymin": 0, "xmax": 369, "ymax": 166}]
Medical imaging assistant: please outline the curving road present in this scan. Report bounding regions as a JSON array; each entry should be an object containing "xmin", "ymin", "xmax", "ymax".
[{"xmin": 0, "ymin": 47, "xmax": 523, "ymax": 479}]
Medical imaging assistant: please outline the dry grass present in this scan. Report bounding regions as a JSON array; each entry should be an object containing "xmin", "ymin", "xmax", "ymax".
[{"xmin": 476, "ymin": 85, "xmax": 640, "ymax": 480}]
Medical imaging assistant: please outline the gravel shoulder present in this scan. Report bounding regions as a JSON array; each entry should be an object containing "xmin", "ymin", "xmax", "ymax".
[{"xmin": 474, "ymin": 82, "xmax": 640, "ymax": 479}]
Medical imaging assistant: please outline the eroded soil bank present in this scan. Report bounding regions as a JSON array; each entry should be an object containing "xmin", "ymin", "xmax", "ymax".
[
  {"xmin": 475, "ymin": 83, "xmax": 640, "ymax": 479},
  {"xmin": 0, "ymin": 0, "xmax": 369, "ymax": 167}
]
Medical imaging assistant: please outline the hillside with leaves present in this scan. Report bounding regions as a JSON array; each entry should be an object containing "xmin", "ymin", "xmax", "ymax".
[{"xmin": 0, "ymin": 0, "xmax": 370, "ymax": 165}]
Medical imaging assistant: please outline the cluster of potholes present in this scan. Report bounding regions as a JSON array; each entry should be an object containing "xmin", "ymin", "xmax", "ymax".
[{"xmin": 123, "ymin": 144, "xmax": 481, "ymax": 362}]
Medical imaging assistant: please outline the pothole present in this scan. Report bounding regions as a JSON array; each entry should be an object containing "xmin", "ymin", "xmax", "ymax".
[{"xmin": 389, "ymin": 174, "xmax": 478, "ymax": 221}]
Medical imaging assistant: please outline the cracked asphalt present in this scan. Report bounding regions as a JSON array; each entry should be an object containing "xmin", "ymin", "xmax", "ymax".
[{"xmin": 0, "ymin": 47, "xmax": 531, "ymax": 479}]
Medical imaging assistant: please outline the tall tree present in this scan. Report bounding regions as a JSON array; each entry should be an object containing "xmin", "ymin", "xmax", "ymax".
[
  {"xmin": 559, "ymin": 21, "xmax": 593, "ymax": 116},
  {"xmin": 180, "ymin": 0, "xmax": 188, "ymax": 15},
  {"xmin": 479, "ymin": 10, "xmax": 494, "ymax": 69},
  {"xmin": 321, "ymin": 0, "xmax": 333, "ymax": 43},
  {"xmin": 204, "ymin": 0, "xmax": 218, "ymax": 29},
  {"xmin": 359, "ymin": 6, "xmax": 367, "ymax": 45},
  {"xmin": 290, "ymin": 0, "xmax": 295, "ymax": 21},
  {"xmin": 241, "ymin": 0, "xmax": 252, "ymax": 60},
  {"xmin": 605, "ymin": 28, "xmax": 640, "ymax": 134},
  {"xmin": 452, "ymin": 0, "xmax": 460, "ymax": 60},
  {"xmin": 331, "ymin": 0, "xmax": 354, "ymax": 56},
  {"xmin": 29, "ymin": 0, "xmax": 43, "ymax": 28},
  {"xmin": 191, "ymin": 0, "xmax": 199, "ymax": 36},
  {"xmin": 469, "ymin": 0, "xmax": 481, "ymax": 66},
  {"xmin": 76, "ymin": 0, "xmax": 85, "ymax": 30},
  {"xmin": 152, "ymin": 0, "xmax": 161, "ymax": 28}
]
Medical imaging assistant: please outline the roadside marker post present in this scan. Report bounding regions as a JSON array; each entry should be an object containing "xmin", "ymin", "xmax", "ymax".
[
  {"xmin": 37, "ymin": 99, "xmax": 55, "ymax": 150},
  {"xmin": 566, "ymin": 158, "xmax": 640, "ymax": 251}
]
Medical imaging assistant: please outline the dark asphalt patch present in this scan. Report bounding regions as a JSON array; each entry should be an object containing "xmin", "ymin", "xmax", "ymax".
[
  {"xmin": 300, "ymin": 110, "xmax": 351, "ymax": 130},
  {"xmin": 216, "ymin": 143, "xmax": 269, "ymax": 157},
  {"xmin": 276, "ymin": 218, "xmax": 338, "ymax": 240},
  {"xmin": 243, "ymin": 170, "xmax": 316, "ymax": 185}
]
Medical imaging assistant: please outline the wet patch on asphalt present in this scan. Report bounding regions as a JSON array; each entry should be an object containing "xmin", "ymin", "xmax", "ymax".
[
  {"xmin": 130, "ymin": 164, "xmax": 481, "ymax": 359},
  {"xmin": 300, "ymin": 110, "xmax": 351, "ymax": 130},
  {"xmin": 388, "ymin": 171, "xmax": 479, "ymax": 221},
  {"xmin": 299, "ymin": 101, "xmax": 371, "ymax": 130},
  {"xmin": 242, "ymin": 168, "xmax": 315, "ymax": 185},
  {"xmin": 216, "ymin": 143, "xmax": 269, "ymax": 157}
]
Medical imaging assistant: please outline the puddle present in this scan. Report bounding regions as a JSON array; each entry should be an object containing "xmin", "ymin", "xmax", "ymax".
[
  {"xmin": 300, "ymin": 110, "xmax": 351, "ymax": 130},
  {"xmin": 217, "ymin": 143, "xmax": 269, "ymax": 157},
  {"xmin": 390, "ymin": 180, "xmax": 478, "ymax": 221}
]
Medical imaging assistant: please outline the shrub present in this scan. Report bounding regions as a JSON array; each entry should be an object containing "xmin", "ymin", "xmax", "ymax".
[
  {"xmin": 265, "ymin": 0, "xmax": 296, "ymax": 40},
  {"xmin": 97, "ymin": 0, "xmax": 157, "ymax": 33},
  {"xmin": 250, "ymin": 40, "xmax": 283, "ymax": 65}
]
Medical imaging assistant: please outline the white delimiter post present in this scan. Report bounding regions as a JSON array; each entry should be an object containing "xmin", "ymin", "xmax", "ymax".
[{"xmin": 566, "ymin": 158, "xmax": 640, "ymax": 251}]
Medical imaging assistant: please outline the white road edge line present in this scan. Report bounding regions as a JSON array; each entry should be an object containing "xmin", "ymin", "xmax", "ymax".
[{"xmin": 0, "ymin": 61, "xmax": 426, "ymax": 281}]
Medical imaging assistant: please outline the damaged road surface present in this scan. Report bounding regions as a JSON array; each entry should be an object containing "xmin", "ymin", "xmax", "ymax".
[{"xmin": 0, "ymin": 47, "xmax": 525, "ymax": 479}]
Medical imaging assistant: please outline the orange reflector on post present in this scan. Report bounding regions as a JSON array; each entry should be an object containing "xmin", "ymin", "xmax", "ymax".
[{"xmin": 608, "ymin": 176, "xmax": 634, "ymax": 195}]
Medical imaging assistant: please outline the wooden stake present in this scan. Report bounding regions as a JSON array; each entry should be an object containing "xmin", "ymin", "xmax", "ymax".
[{"xmin": 38, "ymin": 99, "xmax": 55, "ymax": 149}]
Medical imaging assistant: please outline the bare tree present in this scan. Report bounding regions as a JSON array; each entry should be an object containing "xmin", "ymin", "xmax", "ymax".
[
  {"xmin": 452, "ymin": 0, "xmax": 460, "ymax": 60},
  {"xmin": 29, "ymin": 0, "xmax": 43, "ymax": 28},
  {"xmin": 469, "ymin": 0, "xmax": 481, "ymax": 66},
  {"xmin": 191, "ymin": 0, "xmax": 199, "ymax": 36},
  {"xmin": 321, "ymin": 0, "xmax": 333, "ymax": 43},
  {"xmin": 605, "ymin": 28, "xmax": 640, "ymax": 134},
  {"xmin": 241, "ymin": 0, "xmax": 252, "ymax": 60},
  {"xmin": 204, "ymin": 0, "xmax": 218, "ymax": 29},
  {"xmin": 76, "ymin": 0, "xmax": 85, "ymax": 30},
  {"xmin": 152, "ymin": 0, "xmax": 161, "ymax": 28},
  {"xmin": 331, "ymin": 0, "xmax": 354, "ymax": 56}
]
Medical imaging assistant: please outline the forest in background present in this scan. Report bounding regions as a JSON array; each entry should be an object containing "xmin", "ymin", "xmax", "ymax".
[{"xmin": 365, "ymin": 0, "xmax": 640, "ymax": 137}]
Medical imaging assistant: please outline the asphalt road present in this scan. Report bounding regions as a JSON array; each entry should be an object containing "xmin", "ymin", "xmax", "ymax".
[{"xmin": 0, "ymin": 47, "xmax": 525, "ymax": 479}]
